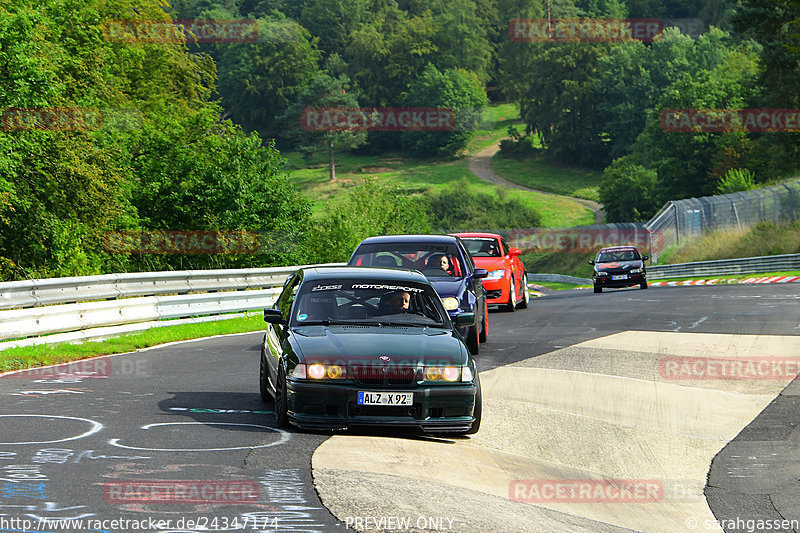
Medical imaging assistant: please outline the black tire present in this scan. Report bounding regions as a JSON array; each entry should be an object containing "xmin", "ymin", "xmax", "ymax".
[
  {"xmin": 274, "ymin": 367, "xmax": 289, "ymax": 428},
  {"xmin": 517, "ymin": 274, "xmax": 529, "ymax": 309},
  {"xmin": 594, "ymin": 285, "xmax": 602, "ymax": 293},
  {"xmin": 464, "ymin": 374, "xmax": 482, "ymax": 435},
  {"xmin": 640, "ymin": 281, "xmax": 648, "ymax": 289},
  {"xmin": 259, "ymin": 347, "xmax": 271, "ymax": 403},
  {"xmin": 466, "ymin": 324, "xmax": 480, "ymax": 355},
  {"xmin": 479, "ymin": 303, "xmax": 488, "ymax": 343},
  {"xmin": 504, "ymin": 279, "xmax": 517, "ymax": 312}
]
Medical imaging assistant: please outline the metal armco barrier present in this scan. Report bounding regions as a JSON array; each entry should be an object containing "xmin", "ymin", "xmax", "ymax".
[
  {"xmin": 0, "ymin": 264, "xmax": 342, "ymax": 350},
  {"xmin": 647, "ymin": 253, "xmax": 800, "ymax": 279}
]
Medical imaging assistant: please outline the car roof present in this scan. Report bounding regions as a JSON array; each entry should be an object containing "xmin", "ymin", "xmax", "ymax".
[
  {"xmin": 450, "ymin": 232, "xmax": 501, "ymax": 240},
  {"xmin": 357, "ymin": 234, "xmax": 461, "ymax": 245},
  {"xmin": 299, "ymin": 265, "xmax": 430, "ymax": 284},
  {"xmin": 598, "ymin": 246, "xmax": 638, "ymax": 252}
]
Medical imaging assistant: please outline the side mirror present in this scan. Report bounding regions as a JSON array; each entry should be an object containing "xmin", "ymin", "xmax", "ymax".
[
  {"xmin": 508, "ymin": 247, "xmax": 522, "ymax": 256},
  {"xmin": 642, "ymin": 255, "xmax": 650, "ymax": 261},
  {"xmin": 473, "ymin": 268, "xmax": 488, "ymax": 279},
  {"xmin": 588, "ymin": 260, "xmax": 595, "ymax": 265},
  {"xmin": 455, "ymin": 312, "xmax": 476, "ymax": 327},
  {"xmin": 263, "ymin": 308, "xmax": 284, "ymax": 324}
]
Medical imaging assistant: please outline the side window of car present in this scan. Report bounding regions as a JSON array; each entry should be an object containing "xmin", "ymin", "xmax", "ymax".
[
  {"xmin": 277, "ymin": 274, "xmax": 301, "ymax": 317},
  {"xmin": 501, "ymin": 239, "xmax": 510, "ymax": 256}
]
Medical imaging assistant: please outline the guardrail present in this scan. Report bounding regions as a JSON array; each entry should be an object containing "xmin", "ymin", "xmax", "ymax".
[
  {"xmin": 646, "ymin": 253, "xmax": 800, "ymax": 280},
  {"xmin": 0, "ymin": 264, "xmax": 342, "ymax": 351}
]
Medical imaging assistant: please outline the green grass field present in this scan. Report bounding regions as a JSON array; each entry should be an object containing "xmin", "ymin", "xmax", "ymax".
[
  {"xmin": 491, "ymin": 153, "xmax": 602, "ymax": 202},
  {"xmin": 0, "ymin": 314, "xmax": 266, "ymax": 373},
  {"xmin": 284, "ymin": 103, "xmax": 595, "ymax": 228}
]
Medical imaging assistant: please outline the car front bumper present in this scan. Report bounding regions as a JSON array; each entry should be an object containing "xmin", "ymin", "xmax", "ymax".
[
  {"xmin": 594, "ymin": 273, "xmax": 646, "ymax": 288},
  {"xmin": 481, "ymin": 278, "xmax": 510, "ymax": 304},
  {"xmin": 285, "ymin": 379, "xmax": 478, "ymax": 433}
]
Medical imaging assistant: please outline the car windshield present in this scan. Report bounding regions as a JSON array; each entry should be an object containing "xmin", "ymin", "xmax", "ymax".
[
  {"xmin": 462, "ymin": 238, "xmax": 501, "ymax": 257},
  {"xmin": 350, "ymin": 243, "xmax": 466, "ymax": 279},
  {"xmin": 597, "ymin": 249, "xmax": 640, "ymax": 262},
  {"xmin": 291, "ymin": 279, "xmax": 449, "ymax": 327}
]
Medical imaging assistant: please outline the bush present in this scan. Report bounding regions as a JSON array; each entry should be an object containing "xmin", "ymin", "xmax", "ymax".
[
  {"xmin": 716, "ymin": 168, "xmax": 757, "ymax": 195},
  {"xmin": 425, "ymin": 179, "xmax": 541, "ymax": 231},
  {"xmin": 306, "ymin": 179, "xmax": 432, "ymax": 263},
  {"xmin": 498, "ymin": 126, "xmax": 539, "ymax": 158}
]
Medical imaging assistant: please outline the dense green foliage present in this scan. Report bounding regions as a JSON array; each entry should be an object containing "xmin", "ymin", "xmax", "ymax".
[
  {"xmin": 307, "ymin": 179, "xmax": 432, "ymax": 263},
  {"xmin": 3, "ymin": 0, "xmax": 800, "ymax": 280},
  {"xmin": 0, "ymin": 0, "xmax": 311, "ymax": 280}
]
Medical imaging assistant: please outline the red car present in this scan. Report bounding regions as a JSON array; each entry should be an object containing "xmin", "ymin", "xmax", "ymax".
[{"xmin": 451, "ymin": 233, "xmax": 529, "ymax": 311}]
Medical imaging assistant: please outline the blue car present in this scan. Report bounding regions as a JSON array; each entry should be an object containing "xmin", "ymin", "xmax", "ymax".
[{"xmin": 348, "ymin": 235, "xmax": 489, "ymax": 355}]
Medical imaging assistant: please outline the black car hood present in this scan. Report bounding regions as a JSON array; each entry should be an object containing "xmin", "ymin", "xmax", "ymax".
[
  {"xmin": 291, "ymin": 326, "xmax": 467, "ymax": 366},
  {"xmin": 594, "ymin": 260, "xmax": 644, "ymax": 273}
]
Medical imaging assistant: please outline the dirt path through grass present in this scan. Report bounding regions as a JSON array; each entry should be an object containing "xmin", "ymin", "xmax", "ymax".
[{"xmin": 468, "ymin": 141, "xmax": 605, "ymax": 224}]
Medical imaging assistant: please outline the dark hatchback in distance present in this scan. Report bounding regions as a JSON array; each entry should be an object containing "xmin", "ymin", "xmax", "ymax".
[
  {"xmin": 589, "ymin": 246, "xmax": 649, "ymax": 293},
  {"xmin": 260, "ymin": 266, "xmax": 482, "ymax": 435},
  {"xmin": 348, "ymin": 234, "xmax": 488, "ymax": 355}
]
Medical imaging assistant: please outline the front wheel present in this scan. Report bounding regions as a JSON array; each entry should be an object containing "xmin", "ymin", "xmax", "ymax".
[
  {"xmin": 274, "ymin": 367, "xmax": 289, "ymax": 428},
  {"xmin": 504, "ymin": 279, "xmax": 517, "ymax": 312},
  {"xmin": 259, "ymin": 345, "xmax": 271, "ymax": 403},
  {"xmin": 517, "ymin": 274, "xmax": 529, "ymax": 309},
  {"xmin": 464, "ymin": 374, "xmax": 482, "ymax": 435},
  {"xmin": 479, "ymin": 300, "xmax": 488, "ymax": 342},
  {"xmin": 466, "ymin": 325, "xmax": 480, "ymax": 355}
]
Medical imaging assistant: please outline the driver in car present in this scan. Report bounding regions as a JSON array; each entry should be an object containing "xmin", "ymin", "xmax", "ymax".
[{"xmin": 389, "ymin": 290, "xmax": 411, "ymax": 312}]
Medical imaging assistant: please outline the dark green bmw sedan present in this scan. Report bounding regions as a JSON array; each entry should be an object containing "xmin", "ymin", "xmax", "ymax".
[{"xmin": 259, "ymin": 266, "xmax": 481, "ymax": 435}]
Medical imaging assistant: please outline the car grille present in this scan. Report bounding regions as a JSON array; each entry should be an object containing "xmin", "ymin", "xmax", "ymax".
[{"xmin": 351, "ymin": 364, "xmax": 417, "ymax": 386}]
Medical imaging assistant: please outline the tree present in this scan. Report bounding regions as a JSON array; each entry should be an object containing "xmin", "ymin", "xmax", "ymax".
[
  {"xmin": 278, "ymin": 71, "xmax": 367, "ymax": 181},
  {"xmin": 634, "ymin": 37, "xmax": 761, "ymax": 200},
  {"xmin": 599, "ymin": 158, "xmax": 660, "ymax": 222},
  {"xmin": 214, "ymin": 15, "xmax": 321, "ymax": 138},
  {"xmin": 400, "ymin": 64, "xmax": 489, "ymax": 156}
]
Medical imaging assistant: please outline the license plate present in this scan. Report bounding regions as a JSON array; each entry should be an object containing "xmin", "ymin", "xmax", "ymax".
[
  {"xmin": 612, "ymin": 275, "xmax": 628, "ymax": 280},
  {"xmin": 358, "ymin": 391, "xmax": 413, "ymax": 406}
]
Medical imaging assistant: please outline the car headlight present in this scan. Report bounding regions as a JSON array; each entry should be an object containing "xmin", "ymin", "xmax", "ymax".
[
  {"xmin": 486, "ymin": 269, "xmax": 505, "ymax": 280},
  {"xmin": 461, "ymin": 366, "xmax": 474, "ymax": 382},
  {"xmin": 595, "ymin": 271, "xmax": 608, "ymax": 276},
  {"xmin": 441, "ymin": 297, "xmax": 459, "ymax": 310},
  {"xmin": 423, "ymin": 366, "xmax": 461, "ymax": 382},
  {"xmin": 294, "ymin": 363, "xmax": 348, "ymax": 379},
  {"xmin": 630, "ymin": 268, "xmax": 641, "ymax": 274}
]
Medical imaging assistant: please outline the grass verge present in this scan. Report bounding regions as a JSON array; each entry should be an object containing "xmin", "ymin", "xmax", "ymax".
[
  {"xmin": 0, "ymin": 314, "xmax": 265, "ymax": 373},
  {"xmin": 491, "ymin": 153, "xmax": 602, "ymax": 202},
  {"xmin": 659, "ymin": 221, "xmax": 800, "ymax": 264},
  {"xmin": 528, "ymin": 270, "xmax": 800, "ymax": 290}
]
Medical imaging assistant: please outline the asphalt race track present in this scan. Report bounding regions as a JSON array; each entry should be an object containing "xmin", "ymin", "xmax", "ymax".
[{"xmin": 1, "ymin": 283, "xmax": 799, "ymax": 533}]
